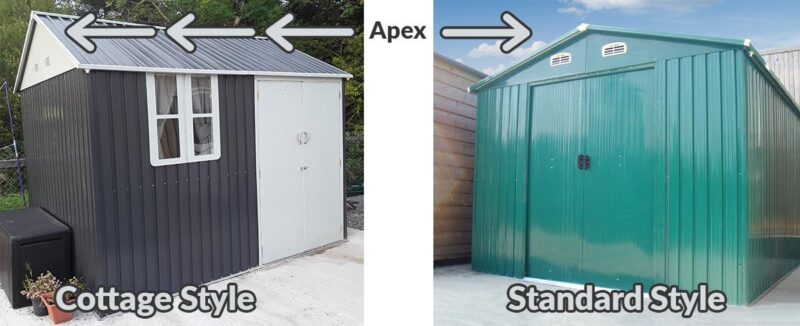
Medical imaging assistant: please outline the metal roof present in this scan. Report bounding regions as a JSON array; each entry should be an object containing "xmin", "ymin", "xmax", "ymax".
[
  {"xmin": 469, "ymin": 24, "xmax": 752, "ymax": 92},
  {"xmin": 15, "ymin": 11, "xmax": 350, "ymax": 91}
]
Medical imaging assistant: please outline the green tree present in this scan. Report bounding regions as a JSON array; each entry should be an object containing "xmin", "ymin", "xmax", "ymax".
[{"xmin": 279, "ymin": 0, "xmax": 363, "ymax": 135}]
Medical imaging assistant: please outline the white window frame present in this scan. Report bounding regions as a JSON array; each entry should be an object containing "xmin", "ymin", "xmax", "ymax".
[{"xmin": 146, "ymin": 73, "xmax": 222, "ymax": 166}]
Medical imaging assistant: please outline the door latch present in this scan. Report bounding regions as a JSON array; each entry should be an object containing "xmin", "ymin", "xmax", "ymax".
[
  {"xmin": 296, "ymin": 131, "xmax": 311, "ymax": 145},
  {"xmin": 577, "ymin": 154, "xmax": 591, "ymax": 170}
]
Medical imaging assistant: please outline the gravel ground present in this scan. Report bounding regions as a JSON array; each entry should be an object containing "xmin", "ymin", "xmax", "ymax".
[{"xmin": 346, "ymin": 195, "xmax": 364, "ymax": 230}]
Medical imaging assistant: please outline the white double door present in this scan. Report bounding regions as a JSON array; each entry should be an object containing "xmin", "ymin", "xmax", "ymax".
[{"xmin": 256, "ymin": 78, "xmax": 343, "ymax": 264}]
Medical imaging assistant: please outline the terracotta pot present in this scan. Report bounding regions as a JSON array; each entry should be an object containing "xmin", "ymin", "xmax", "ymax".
[
  {"xmin": 30, "ymin": 296, "xmax": 49, "ymax": 316},
  {"xmin": 40, "ymin": 293, "xmax": 73, "ymax": 325}
]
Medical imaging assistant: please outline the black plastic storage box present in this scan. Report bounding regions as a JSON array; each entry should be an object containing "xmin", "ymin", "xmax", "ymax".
[{"xmin": 0, "ymin": 207, "xmax": 72, "ymax": 308}]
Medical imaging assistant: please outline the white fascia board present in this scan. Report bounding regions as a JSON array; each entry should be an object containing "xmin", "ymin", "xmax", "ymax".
[
  {"xmin": 79, "ymin": 64, "xmax": 353, "ymax": 79},
  {"xmin": 13, "ymin": 14, "xmax": 37, "ymax": 92},
  {"xmin": 30, "ymin": 11, "xmax": 166, "ymax": 29}
]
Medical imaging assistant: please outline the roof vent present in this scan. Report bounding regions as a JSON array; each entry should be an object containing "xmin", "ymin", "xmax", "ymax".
[
  {"xmin": 550, "ymin": 53, "xmax": 572, "ymax": 66},
  {"xmin": 44, "ymin": 57, "xmax": 51, "ymax": 67},
  {"xmin": 602, "ymin": 42, "xmax": 627, "ymax": 57}
]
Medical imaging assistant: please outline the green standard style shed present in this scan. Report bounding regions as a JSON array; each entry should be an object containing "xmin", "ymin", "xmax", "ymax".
[{"xmin": 469, "ymin": 24, "xmax": 800, "ymax": 305}]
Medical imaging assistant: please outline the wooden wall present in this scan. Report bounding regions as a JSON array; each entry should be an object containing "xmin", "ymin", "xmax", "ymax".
[{"xmin": 434, "ymin": 53, "xmax": 486, "ymax": 262}]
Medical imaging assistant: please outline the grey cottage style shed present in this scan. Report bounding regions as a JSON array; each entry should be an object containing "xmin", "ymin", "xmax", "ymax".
[{"xmin": 14, "ymin": 11, "xmax": 351, "ymax": 294}]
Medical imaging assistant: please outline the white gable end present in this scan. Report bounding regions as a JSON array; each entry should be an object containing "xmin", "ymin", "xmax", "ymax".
[{"xmin": 18, "ymin": 20, "xmax": 78, "ymax": 91}]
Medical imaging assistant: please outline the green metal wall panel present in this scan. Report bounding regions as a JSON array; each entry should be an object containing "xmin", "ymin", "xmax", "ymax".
[
  {"xmin": 745, "ymin": 58, "xmax": 800, "ymax": 304},
  {"xmin": 653, "ymin": 50, "xmax": 746, "ymax": 303},
  {"xmin": 495, "ymin": 31, "xmax": 738, "ymax": 89},
  {"xmin": 472, "ymin": 84, "xmax": 529, "ymax": 277}
]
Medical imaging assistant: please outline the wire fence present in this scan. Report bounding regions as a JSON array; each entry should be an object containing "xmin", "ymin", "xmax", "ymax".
[
  {"xmin": 346, "ymin": 135, "xmax": 363, "ymax": 197},
  {"xmin": 0, "ymin": 142, "xmax": 27, "ymax": 211}
]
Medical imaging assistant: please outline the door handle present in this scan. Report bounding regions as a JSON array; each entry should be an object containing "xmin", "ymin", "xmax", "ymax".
[
  {"xmin": 300, "ymin": 165, "xmax": 308, "ymax": 171},
  {"xmin": 297, "ymin": 131, "xmax": 311, "ymax": 145},
  {"xmin": 577, "ymin": 154, "xmax": 591, "ymax": 170}
]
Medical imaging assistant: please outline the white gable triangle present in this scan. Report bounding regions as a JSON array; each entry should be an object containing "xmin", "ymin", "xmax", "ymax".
[{"xmin": 18, "ymin": 17, "xmax": 78, "ymax": 91}]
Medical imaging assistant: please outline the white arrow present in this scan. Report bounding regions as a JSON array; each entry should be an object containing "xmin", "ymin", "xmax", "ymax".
[
  {"xmin": 266, "ymin": 13, "xmax": 355, "ymax": 53},
  {"xmin": 440, "ymin": 11, "xmax": 532, "ymax": 54},
  {"xmin": 66, "ymin": 13, "xmax": 158, "ymax": 53},
  {"xmin": 166, "ymin": 13, "xmax": 256, "ymax": 52}
]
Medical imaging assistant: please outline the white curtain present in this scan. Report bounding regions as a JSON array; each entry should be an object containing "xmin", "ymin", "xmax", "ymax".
[{"xmin": 155, "ymin": 75, "xmax": 178, "ymax": 115}]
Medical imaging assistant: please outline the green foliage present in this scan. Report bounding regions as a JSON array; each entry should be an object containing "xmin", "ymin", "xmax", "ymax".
[
  {"xmin": 281, "ymin": 0, "xmax": 363, "ymax": 135},
  {"xmin": 0, "ymin": 0, "xmax": 71, "ymax": 149},
  {"xmin": 20, "ymin": 269, "xmax": 61, "ymax": 300},
  {"xmin": 0, "ymin": 192, "xmax": 27, "ymax": 211},
  {"xmin": 0, "ymin": 0, "xmax": 363, "ymax": 147}
]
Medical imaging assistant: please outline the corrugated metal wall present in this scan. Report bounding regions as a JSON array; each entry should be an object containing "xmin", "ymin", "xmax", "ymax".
[
  {"xmin": 21, "ymin": 69, "xmax": 98, "ymax": 288},
  {"xmin": 471, "ymin": 49, "xmax": 752, "ymax": 303},
  {"xmin": 745, "ymin": 60, "xmax": 800, "ymax": 303},
  {"xmin": 662, "ymin": 50, "xmax": 748, "ymax": 304},
  {"xmin": 762, "ymin": 47, "xmax": 800, "ymax": 102},
  {"xmin": 472, "ymin": 84, "xmax": 529, "ymax": 277},
  {"xmin": 433, "ymin": 54, "xmax": 486, "ymax": 262},
  {"xmin": 86, "ymin": 71, "xmax": 258, "ymax": 293}
]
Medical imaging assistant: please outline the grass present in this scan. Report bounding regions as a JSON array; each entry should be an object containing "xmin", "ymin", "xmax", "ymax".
[{"xmin": 0, "ymin": 192, "xmax": 28, "ymax": 211}]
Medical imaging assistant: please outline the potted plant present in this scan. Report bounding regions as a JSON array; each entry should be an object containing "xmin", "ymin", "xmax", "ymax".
[
  {"xmin": 64, "ymin": 276, "xmax": 88, "ymax": 301},
  {"xmin": 40, "ymin": 291, "xmax": 73, "ymax": 325},
  {"xmin": 19, "ymin": 265, "xmax": 54, "ymax": 317},
  {"xmin": 40, "ymin": 275, "xmax": 87, "ymax": 325}
]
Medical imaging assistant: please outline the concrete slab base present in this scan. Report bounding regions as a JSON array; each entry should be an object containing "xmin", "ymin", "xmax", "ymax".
[
  {"xmin": 0, "ymin": 228, "xmax": 363, "ymax": 326},
  {"xmin": 435, "ymin": 264, "xmax": 800, "ymax": 325}
]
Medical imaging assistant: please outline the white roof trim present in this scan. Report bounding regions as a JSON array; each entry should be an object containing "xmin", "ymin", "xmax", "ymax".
[
  {"xmin": 79, "ymin": 64, "xmax": 352, "ymax": 79},
  {"xmin": 12, "ymin": 15, "xmax": 36, "ymax": 92},
  {"xmin": 577, "ymin": 23, "xmax": 589, "ymax": 32},
  {"xmin": 30, "ymin": 11, "xmax": 166, "ymax": 29}
]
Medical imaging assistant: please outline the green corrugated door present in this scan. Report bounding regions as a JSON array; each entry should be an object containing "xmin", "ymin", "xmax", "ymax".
[
  {"xmin": 528, "ymin": 78, "xmax": 584, "ymax": 283},
  {"xmin": 528, "ymin": 68, "xmax": 662, "ymax": 288}
]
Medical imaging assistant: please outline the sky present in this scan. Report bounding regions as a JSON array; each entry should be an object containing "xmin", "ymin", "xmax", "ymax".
[{"xmin": 435, "ymin": 0, "xmax": 800, "ymax": 75}]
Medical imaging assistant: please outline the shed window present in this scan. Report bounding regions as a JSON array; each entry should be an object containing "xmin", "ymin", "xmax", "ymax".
[
  {"xmin": 550, "ymin": 53, "xmax": 572, "ymax": 66},
  {"xmin": 146, "ymin": 73, "xmax": 221, "ymax": 166}
]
